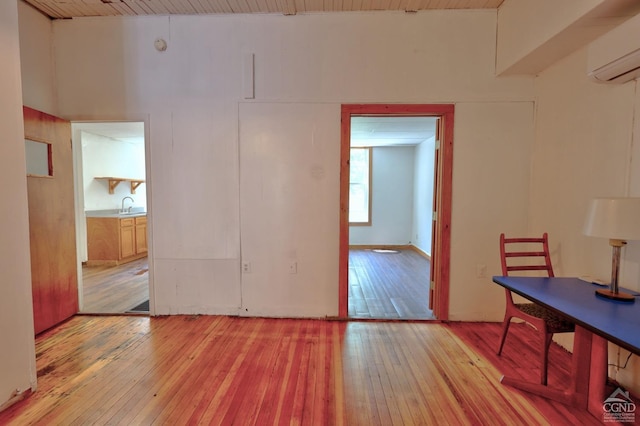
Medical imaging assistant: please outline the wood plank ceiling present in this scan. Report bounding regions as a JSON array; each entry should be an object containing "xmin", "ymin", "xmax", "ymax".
[{"xmin": 23, "ymin": 0, "xmax": 504, "ymax": 19}]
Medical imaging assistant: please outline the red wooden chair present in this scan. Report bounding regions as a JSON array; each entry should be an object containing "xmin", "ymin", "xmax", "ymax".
[{"xmin": 497, "ymin": 233, "xmax": 575, "ymax": 385}]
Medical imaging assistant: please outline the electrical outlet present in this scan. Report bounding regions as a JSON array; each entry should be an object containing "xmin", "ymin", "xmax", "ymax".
[
  {"xmin": 289, "ymin": 261, "xmax": 297, "ymax": 274},
  {"xmin": 242, "ymin": 262, "xmax": 251, "ymax": 273}
]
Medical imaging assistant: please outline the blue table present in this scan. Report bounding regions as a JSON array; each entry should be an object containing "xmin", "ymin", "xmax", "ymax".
[{"xmin": 493, "ymin": 276, "xmax": 640, "ymax": 418}]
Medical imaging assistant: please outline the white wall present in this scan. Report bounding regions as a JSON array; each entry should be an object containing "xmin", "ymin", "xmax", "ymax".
[
  {"xmin": 18, "ymin": 1, "xmax": 56, "ymax": 115},
  {"xmin": 17, "ymin": 0, "xmax": 60, "ymax": 280},
  {"xmin": 531, "ymin": 45, "xmax": 640, "ymax": 393},
  {"xmin": 497, "ymin": 0, "xmax": 599, "ymax": 74},
  {"xmin": 349, "ymin": 146, "xmax": 415, "ymax": 246},
  {"xmin": 151, "ymin": 104, "xmax": 241, "ymax": 315},
  {"xmin": 449, "ymin": 101, "xmax": 535, "ymax": 321},
  {"xmin": 81, "ymin": 131, "xmax": 147, "ymax": 211},
  {"xmin": 495, "ymin": 0, "xmax": 640, "ymax": 76},
  {"xmin": 46, "ymin": 11, "xmax": 534, "ymax": 318},
  {"xmin": 412, "ymin": 138, "xmax": 435, "ymax": 255},
  {"xmin": 531, "ymin": 48, "xmax": 635, "ymax": 279},
  {"xmin": 0, "ymin": 0, "xmax": 37, "ymax": 409},
  {"xmin": 239, "ymin": 102, "xmax": 340, "ymax": 317}
]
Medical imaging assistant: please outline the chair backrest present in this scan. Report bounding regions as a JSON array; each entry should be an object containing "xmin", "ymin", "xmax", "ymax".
[{"xmin": 499, "ymin": 233, "xmax": 554, "ymax": 277}]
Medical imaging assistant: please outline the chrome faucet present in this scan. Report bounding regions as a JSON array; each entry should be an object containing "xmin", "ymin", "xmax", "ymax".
[{"xmin": 121, "ymin": 196, "xmax": 134, "ymax": 213}]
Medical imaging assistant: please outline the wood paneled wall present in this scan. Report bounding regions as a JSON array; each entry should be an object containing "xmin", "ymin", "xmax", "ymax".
[{"xmin": 24, "ymin": 106, "xmax": 78, "ymax": 334}]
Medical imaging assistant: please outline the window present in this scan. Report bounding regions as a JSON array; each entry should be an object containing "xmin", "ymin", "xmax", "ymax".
[
  {"xmin": 25, "ymin": 138, "xmax": 53, "ymax": 177},
  {"xmin": 349, "ymin": 147, "xmax": 371, "ymax": 225}
]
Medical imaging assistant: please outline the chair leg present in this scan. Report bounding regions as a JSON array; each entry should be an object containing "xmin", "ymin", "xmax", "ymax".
[
  {"xmin": 497, "ymin": 316, "xmax": 512, "ymax": 356},
  {"xmin": 540, "ymin": 332, "xmax": 553, "ymax": 386}
]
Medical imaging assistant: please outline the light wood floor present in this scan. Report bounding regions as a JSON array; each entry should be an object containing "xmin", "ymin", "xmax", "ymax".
[
  {"xmin": 349, "ymin": 248, "xmax": 433, "ymax": 320},
  {"xmin": 450, "ymin": 322, "xmax": 611, "ymax": 426},
  {"xmin": 0, "ymin": 316, "xmax": 605, "ymax": 425},
  {"xmin": 81, "ymin": 258, "xmax": 149, "ymax": 314}
]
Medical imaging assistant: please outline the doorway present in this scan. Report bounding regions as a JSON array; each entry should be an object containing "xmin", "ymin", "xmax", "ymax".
[
  {"xmin": 72, "ymin": 121, "xmax": 151, "ymax": 314},
  {"xmin": 348, "ymin": 116, "xmax": 436, "ymax": 319},
  {"xmin": 339, "ymin": 104, "xmax": 454, "ymax": 320}
]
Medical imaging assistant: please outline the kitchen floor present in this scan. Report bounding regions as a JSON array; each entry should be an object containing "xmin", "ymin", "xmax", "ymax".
[{"xmin": 81, "ymin": 257, "xmax": 149, "ymax": 314}]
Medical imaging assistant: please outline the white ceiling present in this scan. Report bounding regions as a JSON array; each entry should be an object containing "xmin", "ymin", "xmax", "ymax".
[
  {"xmin": 351, "ymin": 116, "xmax": 437, "ymax": 147},
  {"xmin": 23, "ymin": 0, "xmax": 504, "ymax": 19},
  {"xmin": 74, "ymin": 122, "xmax": 145, "ymax": 144}
]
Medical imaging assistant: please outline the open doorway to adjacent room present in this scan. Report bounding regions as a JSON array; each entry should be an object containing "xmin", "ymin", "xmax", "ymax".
[
  {"xmin": 72, "ymin": 122, "xmax": 150, "ymax": 314},
  {"xmin": 339, "ymin": 104, "xmax": 454, "ymax": 321}
]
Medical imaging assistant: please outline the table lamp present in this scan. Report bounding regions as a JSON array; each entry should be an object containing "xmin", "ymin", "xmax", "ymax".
[{"xmin": 583, "ymin": 197, "xmax": 640, "ymax": 302}]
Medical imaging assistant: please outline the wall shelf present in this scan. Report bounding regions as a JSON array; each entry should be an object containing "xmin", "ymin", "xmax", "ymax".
[{"xmin": 95, "ymin": 177, "xmax": 145, "ymax": 194}]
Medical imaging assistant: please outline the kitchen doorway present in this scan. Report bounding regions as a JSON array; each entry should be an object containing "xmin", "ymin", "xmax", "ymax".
[
  {"xmin": 339, "ymin": 104, "xmax": 454, "ymax": 320},
  {"xmin": 72, "ymin": 121, "xmax": 151, "ymax": 314}
]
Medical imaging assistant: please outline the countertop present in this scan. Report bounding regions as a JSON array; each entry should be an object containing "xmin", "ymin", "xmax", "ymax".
[{"xmin": 85, "ymin": 208, "xmax": 147, "ymax": 218}]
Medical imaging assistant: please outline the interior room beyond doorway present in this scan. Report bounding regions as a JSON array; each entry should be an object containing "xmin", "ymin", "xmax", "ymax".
[
  {"xmin": 72, "ymin": 121, "xmax": 149, "ymax": 314},
  {"xmin": 347, "ymin": 115, "xmax": 437, "ymax": 320}
]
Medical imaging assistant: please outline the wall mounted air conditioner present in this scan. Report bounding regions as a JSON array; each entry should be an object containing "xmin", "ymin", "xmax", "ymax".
[{"xmin": 587, "ymin": 13, "xmax": 640, "ymax": 84}]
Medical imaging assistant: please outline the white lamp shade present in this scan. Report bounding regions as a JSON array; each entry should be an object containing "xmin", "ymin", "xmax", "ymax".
[{"xmin": 583, "ymin": 197, "xmax": 640, "ymax": 240}]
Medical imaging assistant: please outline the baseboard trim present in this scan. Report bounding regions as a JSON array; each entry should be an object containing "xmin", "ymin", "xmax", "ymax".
[
  {"xmin": 0, "ymin": 388, "xmax": 32, "ymax": 413},
  {"xmin": 409, "ymin": 245, "xmax": 431, "ymax": 261},
  {"xmin": 349, "ymin": 244, "xmax": 410, "ymax": 250}
]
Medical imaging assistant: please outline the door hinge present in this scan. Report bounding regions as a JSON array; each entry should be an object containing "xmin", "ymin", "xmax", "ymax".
[
  {"xmin": 430, "ymin": 280, "xmax": 435, "ymax": 290},
  {"xmin": 434, "ymin": 139, "xmax": 441, "ymax": 150},
  {"xmin": 432, "ymin": 211, "xmax": 437, "ymax": 221}
]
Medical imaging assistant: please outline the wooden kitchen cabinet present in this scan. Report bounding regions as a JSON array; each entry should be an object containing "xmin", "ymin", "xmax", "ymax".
[
  {"xmin": 87, "ymin": 215, "xmax": 147, "ymax": 265},
  {"xmin": 119, "ymin": 218, "xmax": 136, "ymax": 259},
  {"xmin": 135, "ymin": 216, "xmax": 147, "ymax": 254}
]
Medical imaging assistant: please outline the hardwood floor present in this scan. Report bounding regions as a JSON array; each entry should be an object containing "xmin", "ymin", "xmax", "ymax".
[
  {"xmin": 449, "ymin": 322, "xmax": 609, "ymax": 425},
  {"xmin": 0, "ymin": 316, "xmax": 605, "ymax": 425},
  {"xmin": 349, "ymin": 248, "xmax": 433, "ymax": 320},
  {"xmin": 85, "ymin": 248, "xmax": 428, "ymax": 317},
  {"xmin": 81, "ymin": 258, "xmax": 149, "ymax": 314}
]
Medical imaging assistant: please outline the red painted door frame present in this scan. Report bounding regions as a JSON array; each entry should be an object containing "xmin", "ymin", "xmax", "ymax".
[{"xmin": 339, "ymin": 104, "xmax": 454, "ymax": 320}]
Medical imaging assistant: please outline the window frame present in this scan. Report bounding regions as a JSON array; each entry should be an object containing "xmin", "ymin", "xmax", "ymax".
[
  {"xmin": 348, "ymin": 146, "xmax": 372, "ymax": 226},
  {"xmin": 25, "ymin": 137, "xmax": 54, "ymax": 178}
]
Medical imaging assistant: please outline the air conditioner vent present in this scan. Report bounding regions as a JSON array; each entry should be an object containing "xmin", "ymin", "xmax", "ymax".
[{"xmin": 587, "ymin": 14, "xmax": 640, "ymax": 84}]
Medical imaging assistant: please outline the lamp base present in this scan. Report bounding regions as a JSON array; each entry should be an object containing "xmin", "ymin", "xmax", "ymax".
[{"xmin": 595, "ymin": 288, "xmax": 636, "ymax": 302}]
